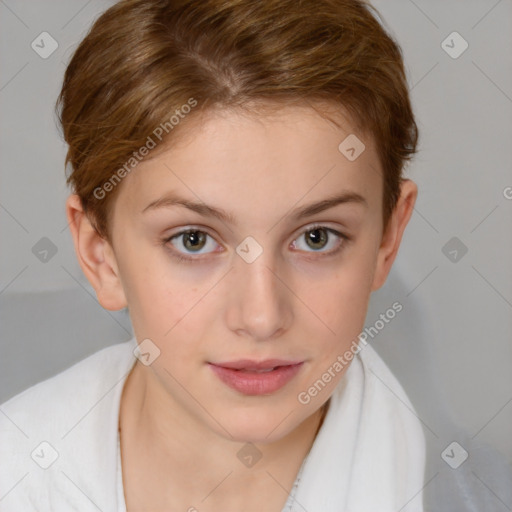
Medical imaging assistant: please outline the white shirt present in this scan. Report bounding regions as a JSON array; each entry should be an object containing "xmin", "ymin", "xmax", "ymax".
[{"xmin": 0, "ymin": 337, "xmax": 426, "ymax": 511}]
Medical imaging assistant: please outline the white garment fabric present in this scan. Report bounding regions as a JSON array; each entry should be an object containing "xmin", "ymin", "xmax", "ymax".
[{"xmin": 0, "ymin": 337, "xmax": 426, "ymax": 511}]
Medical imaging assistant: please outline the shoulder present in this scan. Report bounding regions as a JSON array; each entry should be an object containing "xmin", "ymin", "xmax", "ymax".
[
  {"xmin": 353, "ymin": 341, "xmax": 427, "ymax": 505},
  {"xmin": 296, "ymin": 340, "xmax": 427, "ymax": 511},
  {"xmin": 356, "ymin": 340, "xmax": 419, "ymax": 409},
  {"xmin": 0, "ymin": 338, "xmax": 137, "ymax": 429},
  {"xmin": 0, "ymin": 338, "xmax": 137, "ymax": 510},
  {"xmin": 355, "ymin": 340, "xmax": 426, "ymax": 439}
]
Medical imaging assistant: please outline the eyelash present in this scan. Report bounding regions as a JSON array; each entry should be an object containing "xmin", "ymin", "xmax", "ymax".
[{"xmin": 162, "ymin": 224, "xmax": 350, "ymax": 264}]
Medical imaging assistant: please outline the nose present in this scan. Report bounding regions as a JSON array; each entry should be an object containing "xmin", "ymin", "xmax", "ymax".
[{"xmin": 225, "ymin": 247, "xmax": 293, "ymax": 341}]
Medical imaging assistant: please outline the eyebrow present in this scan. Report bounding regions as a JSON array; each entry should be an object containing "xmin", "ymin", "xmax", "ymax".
[{"xmin": 141, "ymin": 190, "xmax": 368, "ymax": 224}]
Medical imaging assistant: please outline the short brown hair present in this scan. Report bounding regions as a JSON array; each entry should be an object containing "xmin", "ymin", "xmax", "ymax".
[{"xmin": 56, "ymin": 0, "xmax": 418, "ymax": 241}]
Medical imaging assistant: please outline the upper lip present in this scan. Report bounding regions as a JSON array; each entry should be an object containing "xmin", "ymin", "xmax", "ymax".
[{"xmin": 210, "ymin": 359, "xmax": 303, "ymax": 370}]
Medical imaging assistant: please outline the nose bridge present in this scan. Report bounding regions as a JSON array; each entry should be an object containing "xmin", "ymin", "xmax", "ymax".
[{"xmin": 226, "ymin": 237, "xmax": 291, "ymax": 340}]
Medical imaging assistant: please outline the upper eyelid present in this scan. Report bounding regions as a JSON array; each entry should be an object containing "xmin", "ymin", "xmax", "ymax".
[
  {"xmin": 166, "ymin": 222, "xmax": 346, "ymax": 239},
  {"xmin": 166, "ymin": 224, "xmax": 348, "ymax": 249}
]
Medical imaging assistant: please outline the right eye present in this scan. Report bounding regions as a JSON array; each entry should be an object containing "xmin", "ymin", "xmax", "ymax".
[{"xmin": 163, "ymin": 228, "xmax": 222, "ymax": 262}]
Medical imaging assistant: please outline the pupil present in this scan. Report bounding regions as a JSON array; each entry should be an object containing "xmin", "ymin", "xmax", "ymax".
[
  {"xmin": 307, "ymin": 228, "xmax": 327, "ymax": 250},
  {"xmin": 184, "ymin": 231, "xmax": 206, "ymax": 251}
]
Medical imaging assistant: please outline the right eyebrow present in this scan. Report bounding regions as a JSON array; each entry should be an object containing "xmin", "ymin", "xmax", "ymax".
[{"xmin": 141, "ymin": 190, "xmax": 368, "ymax": 225}]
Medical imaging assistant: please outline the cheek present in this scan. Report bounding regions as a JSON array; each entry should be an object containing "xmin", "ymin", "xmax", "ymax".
[
  {"xmin": 302, "ymin": 250, "xmax": 377, "ymax": 353},
  {"xmin": 129, "ymin": 283, "xmax": 189, "ymax": 340},
  {"xmin": 308, "ymin": 277, "xmax": 370, "ymax": 342},
  {"xmin": 120, "ymin": 258, "xmax": 218, "ymax": 359},
  {"xmin": 114, "ymin": 249, "xmax": 182, "ymax": 338}
]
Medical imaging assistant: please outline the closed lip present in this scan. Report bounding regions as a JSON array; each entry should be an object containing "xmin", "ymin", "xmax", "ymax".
[{"xmin": 209, "ymin": 359, "xmax": 303, "ymax": 371}]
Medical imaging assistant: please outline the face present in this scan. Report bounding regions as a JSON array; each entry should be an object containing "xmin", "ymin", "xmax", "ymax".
[{"xmin": 81, "ymin": 103, "xmax": 410, "ymax": 443}]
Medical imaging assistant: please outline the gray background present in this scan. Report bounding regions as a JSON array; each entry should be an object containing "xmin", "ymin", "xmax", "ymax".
[{"xmin": 1, "ymin": 1, "xmax": 511, "ymax": 510}]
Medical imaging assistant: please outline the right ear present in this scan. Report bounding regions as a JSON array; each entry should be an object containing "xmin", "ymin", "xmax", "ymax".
[{"xmin": 65, "ymin": 194, "xmax": 127, "ymax": 311}]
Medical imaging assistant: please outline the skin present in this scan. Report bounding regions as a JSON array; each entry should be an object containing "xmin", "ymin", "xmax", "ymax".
[{"xmin": 66, "ymin": 102, "xmax": 417, "ymax": 511}]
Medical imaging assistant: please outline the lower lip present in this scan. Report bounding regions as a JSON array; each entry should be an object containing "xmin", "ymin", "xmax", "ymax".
[{"xmin": 209, "ymin": 363, "xmax": 304, "ymax": 395}]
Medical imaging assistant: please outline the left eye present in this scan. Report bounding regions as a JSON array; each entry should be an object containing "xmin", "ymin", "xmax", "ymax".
[{"xmin": 291, "ymin": 226, "xmax": 346, "ymax": 254}]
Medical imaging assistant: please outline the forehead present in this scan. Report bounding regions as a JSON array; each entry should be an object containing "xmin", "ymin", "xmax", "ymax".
[{"xmin": 113, "ymin": 103, "xmax": 382, "ymax": 222}]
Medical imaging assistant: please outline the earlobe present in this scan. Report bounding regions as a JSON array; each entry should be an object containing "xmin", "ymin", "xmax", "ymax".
[
  {"xmin": 65, "ymin": 194, "xmax": 127, "ymax": 311},
  {"xmin": 371, "ymin": 179, "xmax": 418, "ymax": 291}
]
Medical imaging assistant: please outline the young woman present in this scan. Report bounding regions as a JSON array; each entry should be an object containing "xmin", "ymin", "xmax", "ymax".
[{"xmin": 0, "ymin": 1, "xmax": 426, "ymax": 510}]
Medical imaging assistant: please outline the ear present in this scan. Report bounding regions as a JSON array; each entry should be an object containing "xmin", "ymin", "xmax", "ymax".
[
  {"xmin": 371, "ymin": 179, "xmax": 418, "ymax": 291},
  {"xmin": 65, "ymin": 194, "xmax": 127, "ymax": 311}
]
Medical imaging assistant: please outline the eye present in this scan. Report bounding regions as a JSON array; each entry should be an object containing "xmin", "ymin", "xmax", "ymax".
[
  {"xmin": 290, "ymin": 224, "xmax": 348, "ymax": 256},
  {"xmin": 163, "ymin": 224, "xmax": 349, "ymax": 263},
  {"xmin": 164, "ymin": 228, "xmax": 220, "ymax": 261}
]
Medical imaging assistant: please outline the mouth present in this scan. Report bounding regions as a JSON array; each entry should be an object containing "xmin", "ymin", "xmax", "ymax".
[
  {"xmin": 208, "ymin": 359, "xmax": 304, "ymax": 395},
  {"xmin": 237, "ymin": 367, "xmax": 280, "ymax": 373}
]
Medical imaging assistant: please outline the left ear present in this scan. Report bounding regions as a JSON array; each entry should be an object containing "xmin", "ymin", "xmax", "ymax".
[{"xmin": 371, "ymin": 179, "xmax": 418, "ymax": 291}]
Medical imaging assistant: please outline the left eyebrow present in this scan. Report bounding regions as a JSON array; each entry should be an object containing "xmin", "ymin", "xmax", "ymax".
[
  {"xmin": 291, "ymin": 191, "xmax": 368, "ymax": 220},
  {"xmin": 141, "ymin": 190, "xmax": 367, "ymax": 225}
]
